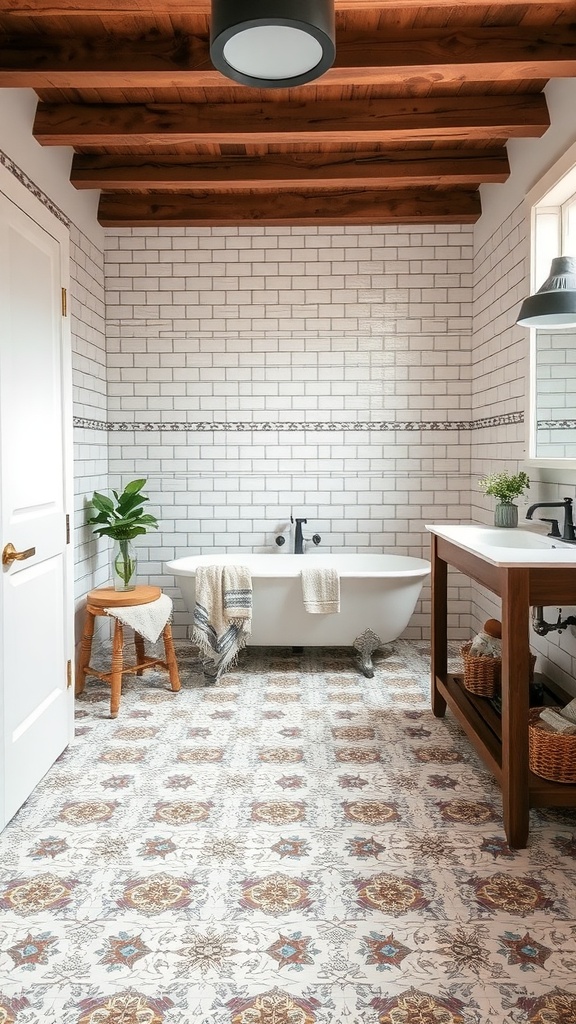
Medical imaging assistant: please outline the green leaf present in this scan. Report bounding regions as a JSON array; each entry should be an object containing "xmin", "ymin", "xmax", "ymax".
[
  {"xmin": 123, "ymin": 478, "xmax": 147, "ymax": 495},
  {"xmin": 87, "ymin": 511, "xmax": 109, "ymax": 525},
  {"xmin": 91, "ymin": 492, "xmax": 115, "ymax": 513},
  {"xmin": 91, "ymin": 525, "xmax": 115, "ymax": 538},
  {"xmin": 108, "ymin": 513, "xmax": 143, "ymax": 529},
  {"xmin": 116, "ymin": 492, "xmax": 147, "ymax": 514}
]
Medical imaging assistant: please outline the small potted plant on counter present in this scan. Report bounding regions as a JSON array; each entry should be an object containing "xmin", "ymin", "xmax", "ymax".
[
  {"xmin": 87, "ymin": 478, "xmax": 159, "ymax": 591},
  {"xmin": 478, "ymin": 470, "xmax": 530, "ymax": 528}
]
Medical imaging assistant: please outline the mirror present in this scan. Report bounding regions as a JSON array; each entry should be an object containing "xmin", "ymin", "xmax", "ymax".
[
  {"xmin": 522, "ymin": 140, "xmax": 576, "ymax": 467},
  {"xmin": 532, "ymin": 327, "xmax": 576, "ymax": 460}
]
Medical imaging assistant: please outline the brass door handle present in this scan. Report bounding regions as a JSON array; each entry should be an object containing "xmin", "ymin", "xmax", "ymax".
[{"xmin": 2, "ymin": 542, "xmax": 36, "ymax": 566}]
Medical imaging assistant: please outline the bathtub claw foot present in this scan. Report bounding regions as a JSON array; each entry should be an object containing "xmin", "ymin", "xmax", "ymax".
[{"xmin": 353, "ymin": 628, "xmax": 383, "ymax": 678}]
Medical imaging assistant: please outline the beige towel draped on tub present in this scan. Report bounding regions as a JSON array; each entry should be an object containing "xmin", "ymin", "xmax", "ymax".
[{"xmin": 301, "ymin": 567, "xmax": 340, "ymax": 614}]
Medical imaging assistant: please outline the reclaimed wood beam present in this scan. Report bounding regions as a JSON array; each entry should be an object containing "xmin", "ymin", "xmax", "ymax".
[
  {"xmin": 97, "ymin": 188, "xmax": 483, "ymax": 226},
  {"xmin": 1, "ymin": 0, "xmax": 566, "ymax": 14},
  {"xmin": 2, "ymin": 28, "xmax": 576, "ymax": 88},
  {"xmin": 34, "ymin": 95, "xmax": 549, "ymax": 146},
  {"xmin": 71, "ymin": 149, "xmax": 510, "ymax": 190}
]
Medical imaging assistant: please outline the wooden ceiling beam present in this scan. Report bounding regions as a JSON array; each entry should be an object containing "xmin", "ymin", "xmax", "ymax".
[
  {"xmin": 97, "ymin": 188, "xmax": 483, "ymax": 226},
  {"xmin": 71, "ymin": 149, "xmax": 510, "ymax": 190},
  {"xmin": 34, "ymin": 95, "xmax": 549, "ymax": 147},
  {"xmin": 3, "ymin": 28, "xmax": 576, "ymax": 88},
  {"xmin": 1, "ymin": 0, "xmax": 566, "ymax": 13}
]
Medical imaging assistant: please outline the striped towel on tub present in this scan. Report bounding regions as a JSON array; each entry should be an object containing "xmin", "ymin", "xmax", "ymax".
[{"xmin": 192, "ymin": 564, "xmax": 252, "ymax": 683}]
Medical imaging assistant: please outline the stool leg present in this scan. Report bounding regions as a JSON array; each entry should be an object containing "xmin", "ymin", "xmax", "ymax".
[
  {"xmin": 110, "ymin": 619, "xmax": 124, "ymax": 718},
  {"xmin": 162, "ymin": 623, "xmax": 181, "ymax": 692},
  {"xmin": 134, "ymin": 631, "xmax": 146, "ymax": 674},
  {"xmin": 76, "ymin": 609, "xmax": 95, "ymax": 695}
]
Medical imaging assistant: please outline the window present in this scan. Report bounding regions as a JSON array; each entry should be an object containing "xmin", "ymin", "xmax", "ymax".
[{"xmin": 532, "ymin": 179, "xmax": 576, "ymax": 288}]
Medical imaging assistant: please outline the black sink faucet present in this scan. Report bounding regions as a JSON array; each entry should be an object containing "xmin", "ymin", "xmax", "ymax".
[{"xmin": 525, "ymin": 496, "xmax": 576, "ymax": 543}]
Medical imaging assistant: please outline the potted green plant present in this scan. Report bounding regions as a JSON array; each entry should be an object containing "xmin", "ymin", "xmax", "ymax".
[
  {"xmin": 87, "ymin": 478, "xmax": 159, "ymax": 591},
  {"xmin": 478, "ymin": 470, "xmax": 530, "ymax": 528}
]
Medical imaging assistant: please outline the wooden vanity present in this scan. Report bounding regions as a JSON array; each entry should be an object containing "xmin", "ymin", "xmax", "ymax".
[{"xmin": 428, "ymin": 526, "xmax": 576, "ymax": 848}]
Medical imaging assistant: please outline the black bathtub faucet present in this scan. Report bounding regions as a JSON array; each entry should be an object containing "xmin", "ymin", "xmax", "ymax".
[
  {"xmin": 525, "ymin": 496, "xmax": 576, "ymax": 543},
  {"xmin": 293, "ymin": 517, "xmax": 307, "ymax": 554},
  {"xmin": 291, "ymin": 515, "xmax": 321, "ymax": 554}
]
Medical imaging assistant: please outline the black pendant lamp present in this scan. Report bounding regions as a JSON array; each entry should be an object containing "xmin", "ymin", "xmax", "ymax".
[
  {"xmin": 516, "ymin": 256, "xmax": 576, "ymax": 329},
  {"xmin": 210, "ymin": 0, "xmax": 336, "ymax": 88}
]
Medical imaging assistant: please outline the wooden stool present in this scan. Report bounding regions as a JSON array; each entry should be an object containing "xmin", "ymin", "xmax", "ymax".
[{"xmin": 76, "ymin": 585, "xmax": 181, "ymax": 718}]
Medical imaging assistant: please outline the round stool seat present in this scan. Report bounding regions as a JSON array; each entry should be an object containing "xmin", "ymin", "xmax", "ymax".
[{"xmin": 87, "ymin": 584, "xmax": 161, "ymax": 609}]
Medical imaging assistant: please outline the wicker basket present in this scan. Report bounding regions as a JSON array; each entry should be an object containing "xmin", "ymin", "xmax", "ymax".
[
  {"xmin": 460, "ymin": 643, "xmax": 536, "ymax": 699},
  {"xmin": 529, "ymin": 707, "xmax": 576, "ymax": 783},
  {"xmin": 461, "ymin": 642, "xmax": 502, "ymax": 697}
]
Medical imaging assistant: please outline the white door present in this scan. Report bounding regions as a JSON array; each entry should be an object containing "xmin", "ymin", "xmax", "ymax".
[{"xmin": 0, "ymin": 187, "xmax": 74, "ymax": 831}]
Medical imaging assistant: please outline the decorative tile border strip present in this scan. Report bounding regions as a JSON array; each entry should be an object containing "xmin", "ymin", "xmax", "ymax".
[
  {"xmin": 474, "ymin": 411, "xmax": 523, "ymax": 428},
  {"xmin": 74, "ymin": 417, "xmax": 110, "ymax": 431},
  {"xmin": 0, "ymin": 149, "xmax": 70, "ymax": 228},
  {"xmin": 537, "ymin": 419, "xmax": 576, "ymax": 430},
  {"xmin": 74, "ymin": 411, "xmax": 522, "ymax": 432}
]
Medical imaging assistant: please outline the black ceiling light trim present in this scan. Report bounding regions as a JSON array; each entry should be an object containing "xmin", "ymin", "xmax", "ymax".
[
  {"xmin": 210, "ymin": 0, "xmax": 336, "ymax": 89},
  {"xmin": 516, "ymin": 256, "xmax": 576, "ymax": 329}
]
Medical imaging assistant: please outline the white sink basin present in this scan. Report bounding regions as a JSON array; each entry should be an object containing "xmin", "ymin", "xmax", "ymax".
[
  {"xmin": 461, "ymin": 528, "xmax": 558, "ymax": 550},
  {"xmin": 425, "ymin": 524, "xmax": 576, "ymax": 566}
]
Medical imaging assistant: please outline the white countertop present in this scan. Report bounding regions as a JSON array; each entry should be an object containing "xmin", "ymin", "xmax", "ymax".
[{"xmin": 425, "ymin": 523, "xmax": 576, "ymax": 568}]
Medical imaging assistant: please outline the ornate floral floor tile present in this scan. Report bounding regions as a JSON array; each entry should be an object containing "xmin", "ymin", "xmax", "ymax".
[{"xmin": 2, "ymin": 639, "xmax": 576, "ymax": 1022}]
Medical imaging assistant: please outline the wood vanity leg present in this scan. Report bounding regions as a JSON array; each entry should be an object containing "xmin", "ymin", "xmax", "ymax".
[
  {"xmin": 501, "ymin": 568, "xmax": 530, "ymax": 849},
  {"xmin": 431, "ymin": 535, "xmax": 448, "ymax": 717}
]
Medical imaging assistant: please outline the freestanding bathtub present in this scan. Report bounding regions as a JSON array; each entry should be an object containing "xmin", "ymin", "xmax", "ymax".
[{"xmin": 166, "ymin": 552, "xmax": 431, "ymax": 677}]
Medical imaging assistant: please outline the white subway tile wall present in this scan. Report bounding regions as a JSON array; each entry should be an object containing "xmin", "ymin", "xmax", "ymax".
[
  {"xmin": 71, "ymin": 224, "xmax": 109, "ymax": 618},
  {"xmin": 101, "ymin": 225, "xmax": 475, "ymax": 639}
]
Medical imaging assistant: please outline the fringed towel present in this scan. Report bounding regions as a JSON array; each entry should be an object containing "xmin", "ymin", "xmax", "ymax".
[
  {"xmin": 104, "ymin": 593, "xmax": 173, "ymax": 644},
  {"xmin": 301, "ymin": 567, "xmax": 340, "ymax": 614},
  {"xmin": 192, "ymin": 564, "xmax": 252, "ymax": 683}
]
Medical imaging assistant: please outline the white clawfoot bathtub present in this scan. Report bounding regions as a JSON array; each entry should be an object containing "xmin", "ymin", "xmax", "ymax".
[{"xmin": 166, "ymin": 552, "xmax": 430, "ymax": 677}]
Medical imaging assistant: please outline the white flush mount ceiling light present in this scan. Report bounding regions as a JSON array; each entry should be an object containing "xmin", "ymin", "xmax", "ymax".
[
  {"xmin": 516, "ymin": 256, "xmax": 576, "ymax": 329},
  {"xmin": 210, "ymin": 0, "xmax": 336, "ymax": 88}
]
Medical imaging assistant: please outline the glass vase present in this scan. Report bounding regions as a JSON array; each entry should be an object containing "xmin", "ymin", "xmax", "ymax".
[
  {"xmin": 112, "ymin": 538, "xmax": 137, "ymax": 591},
  {"xmin": 494, "ymin": 503, "xmax": 518, "ymax": 528}
]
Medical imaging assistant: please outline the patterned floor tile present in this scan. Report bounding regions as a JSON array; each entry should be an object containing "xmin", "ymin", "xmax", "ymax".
[{"xmin": 2, "ymin": 640, "xmax": 576, "ymax": 1023}]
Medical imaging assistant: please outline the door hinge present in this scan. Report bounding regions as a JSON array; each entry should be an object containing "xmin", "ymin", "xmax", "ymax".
[
  {"xmin": 66, "ymin": 659, "xmax": 73, "ymax": 689},
  {"xmin": 61, "ymin": 287, "xmax": 67, "ymax": 317},
  {"xmin": 66, "ymin": 513, "xmax": 70, "ymax": 544}
]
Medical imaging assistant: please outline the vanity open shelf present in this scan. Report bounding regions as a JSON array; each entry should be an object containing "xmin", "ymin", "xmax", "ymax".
[
  {"xmin": 427, "ymin": 525, "xmax": 576, "ymax": 848},
  {"xmin": 437, "ymin": 671, "xmax": 576, "ymax": 804}
]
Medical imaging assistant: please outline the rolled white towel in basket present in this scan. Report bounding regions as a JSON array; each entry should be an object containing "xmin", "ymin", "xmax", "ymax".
[{"xmin": 301, "ymin": 567, "xmax": 340, "ymax": 614}]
